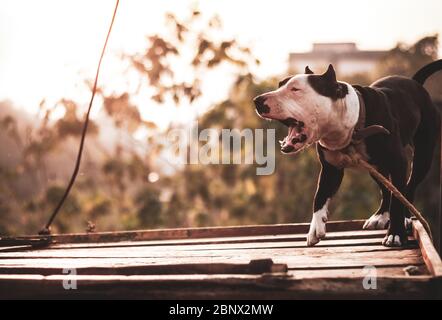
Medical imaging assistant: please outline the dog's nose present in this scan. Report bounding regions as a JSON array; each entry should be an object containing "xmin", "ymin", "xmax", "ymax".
[{"xmin": 253, "ymin": 95, "xmax": 270, "ymax": 115}]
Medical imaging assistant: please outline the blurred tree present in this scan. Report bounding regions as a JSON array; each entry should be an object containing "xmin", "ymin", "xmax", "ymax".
[
  {"xmin": 0, "ymin": 12, "xmax": 439, "ymax": 238},
  {"xmin": 0, "ymin": 6, "xmax": 258, "ymax": 234},
  {"xmin": 376, "ymin": 35, "xmax": 438, "ymax": 77},
  {"xmin": 127, "ymin": 10, "xmax": 257, "ymax": 105}
]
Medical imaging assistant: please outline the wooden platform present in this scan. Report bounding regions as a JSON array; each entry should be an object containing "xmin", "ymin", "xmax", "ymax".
[{"xmin": 0, "ymin": 219, "xmax": 441, "ymax": 299}]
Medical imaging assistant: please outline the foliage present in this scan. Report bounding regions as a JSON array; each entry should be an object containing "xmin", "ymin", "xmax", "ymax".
[
  {"xmin": 0, "ymin": 9, "xmax": 439, "ymax": 237},
  {"xmin": 376, "ymin": 35, "xmax": 438, "ymax": 77},
  {"xmin": 128, "ymin": 10, "xmax": 257, "ymax": 105}
]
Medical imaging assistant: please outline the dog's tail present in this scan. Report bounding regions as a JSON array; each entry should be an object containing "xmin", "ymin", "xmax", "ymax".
[
  {"xmin": 412, "ymin": 59, "xmax": 442, "ymax": 85},
  {"xmin": 413, "ymin": 59, "xmax": 442, "ymax": 251}
]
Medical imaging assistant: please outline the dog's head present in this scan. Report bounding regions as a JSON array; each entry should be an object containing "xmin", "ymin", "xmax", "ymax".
[{"xmin": 254, "ymin": 64, "xmax": 353, "ymax": 154}]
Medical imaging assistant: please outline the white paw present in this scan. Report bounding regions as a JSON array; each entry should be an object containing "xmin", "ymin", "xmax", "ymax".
[
  {"xmin": 307, "ymin": 200, "xmax": 329, "ymax": 246},
  {"xmin": 382, "ymin": 234, "xmax": 402, "ymax": 247},
  {"xmin": 363, "ymin": 211, "xmax": 390, "ymax": 230}
]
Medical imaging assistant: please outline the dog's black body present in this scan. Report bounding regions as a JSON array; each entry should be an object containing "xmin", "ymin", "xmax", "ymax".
[
  {"xmin": 317, "ymin": 70, "xmax": 440, "ymax": 243},
  {"xmin": 254, "ymin": 60, "xmax": 442, "ymax": 246}
]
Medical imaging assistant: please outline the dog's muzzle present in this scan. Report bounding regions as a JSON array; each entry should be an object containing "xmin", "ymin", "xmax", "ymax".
[{"xmin": 253, "ymin": 95, "xmax": 309, "ymax": 154}]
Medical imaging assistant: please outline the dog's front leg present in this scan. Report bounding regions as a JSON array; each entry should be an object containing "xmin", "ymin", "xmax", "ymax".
[{"xmin": 307, "ymin": 145, "xmax": 344, "ymax": 246}]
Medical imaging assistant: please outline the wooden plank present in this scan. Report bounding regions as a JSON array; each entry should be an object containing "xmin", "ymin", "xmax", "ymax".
[
  {"xmin": 0, "ymin": 235, "xmax": 418, "ymax": 260},
  {"xmin": 0, "ymin": 218, "xmax": 437, "ymax": 299},
  {"xmin": 0, "ymin": 238, "xmax": 51, "ymax": 248},
  {"xmin": 0, "ymin": 263, "xmax": 427, "ymax": 277},
  {"xmin": 0, "ymin": 259, "xmax": 289, "ymax": 276},
  {"xmin": 0, "ymin": 274, "xmax": 438, "ymax": 299},
  {"xmin": 0, "ymin": 247, "xmax": 424, "ymax": 270},
  {"xmin": 0, "ymin": 238, "xmax": 418, "ymax": 260},
  {"xmin": 44, "ymin": 229, "xmax": 387, "ymax": 251},
  {"xmin": 413, "ymin": 220, "xmax": 442, "ymax": 277},
  {"xmin": 288, "ymin": 265, "xmax": 429, "ymax": 278},
  {"xmin": 0, "ymin": 246, "xmax": 34, "ymax": 253},
  {"xmin": 0, "ymin": 220, "xmax": 365, "ymax": 246}
]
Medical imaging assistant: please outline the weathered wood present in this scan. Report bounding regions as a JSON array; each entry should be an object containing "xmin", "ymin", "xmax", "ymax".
[
  {"xmin": 0, "ymin": 263, "xmax": 427, "ymax": 278},
  {"xmin": 0, "ymin": 239, "xmax": 418, "ymax": 259},
  {"xmin": 0, "ymin": 219, "xmax": 440, "ymax": 299},
  {"xmin": 0, "ymin": 274, "xmax": 439, "ymax": 299},
  {"xmin": 44, "ymin": 229, "xmax": 387, "ymax": 251},
  {"xmin": 0, "ymin": 263, "xmax": 427, "ymax": 277},
  {"xmin": 288, "ymin": 265, "xmax": 429, "ymax": 278},
  {"xmin": 0, "ymin": 220, "xmax": 366, "ymax": 246},
  {"xmin": 0, "ymin": 245, "xmax": 34, "ymax": 253},
  {"xmin": 0, "ymin": 237, "xmax": 410, "ymax": 258},
  {"xmin": 0, "ymin": 237, "xmax": 51, "ymax": 248},
  {"xmin": 0, "ymin": 247, "xmax": 424, "ymax": 270},
  {"xmin": 413, "ymin": 220, "xmax": 442, "ymax": 277}
]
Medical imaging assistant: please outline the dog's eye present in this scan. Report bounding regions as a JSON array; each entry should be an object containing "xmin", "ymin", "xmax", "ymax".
[{"xmin": 291, "ymin": 87, "xmax": 300, "ymax": 92}]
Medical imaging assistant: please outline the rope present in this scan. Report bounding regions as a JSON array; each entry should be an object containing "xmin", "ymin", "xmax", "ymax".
[
  {"xmin": 357, "ymin": 158, "xmax": 433, "ymax": 241},
  {"xmin": 39, "ymin": 0, "xmax": 120, "ymax": 235}
]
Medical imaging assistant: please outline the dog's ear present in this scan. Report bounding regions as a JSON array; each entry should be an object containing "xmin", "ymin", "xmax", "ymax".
[
  {"xmin": 278, "ymin": 76, "xmax": 292, "ymax": 88},
  {"xmin": 308, "ymin": 64, "xmax": 348, "ymax": 100},
  {"xmin": 322, "ymin": 64, "xmax": 348, "ymax": 98},
  {"xmin": 305, "ymin": 66, "xmax": 314, "ymax": 74},
  {"xmin": 322, "ymin": 64, "xmax": 337, "ymax": 83}
]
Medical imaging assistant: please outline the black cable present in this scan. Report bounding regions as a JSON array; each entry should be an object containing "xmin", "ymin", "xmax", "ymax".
[{"xmin": 39, "ymin": 0, "xmax": 120, "ymax": 235}]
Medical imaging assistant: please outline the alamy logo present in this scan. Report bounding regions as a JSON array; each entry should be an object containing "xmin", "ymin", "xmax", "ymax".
[
  {"xmin": 362, "ymin": 266, "xmax": 377, "ymax": 290},
  {"xmin": 167, "ymin": 121, "xmax": 276, "ymax": 175},
  {"xmin": 62, "ymin": 268, "xmax": 77, "ymax": 290}
]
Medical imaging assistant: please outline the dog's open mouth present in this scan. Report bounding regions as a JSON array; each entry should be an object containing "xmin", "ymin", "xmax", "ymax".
[{"xmin": 278, "ymin": 117, "xmax": 307, "ymax": 154}]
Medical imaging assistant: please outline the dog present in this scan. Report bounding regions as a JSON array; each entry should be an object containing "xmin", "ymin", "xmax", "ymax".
[{"xmin": 254, "ymin": 60, "xmax": 442, "ymax": 247}]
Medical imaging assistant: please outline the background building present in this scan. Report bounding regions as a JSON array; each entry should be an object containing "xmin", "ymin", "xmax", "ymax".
[{"xmin": 289, "ymin": 43, "xmax": 387, "ymax": 76}]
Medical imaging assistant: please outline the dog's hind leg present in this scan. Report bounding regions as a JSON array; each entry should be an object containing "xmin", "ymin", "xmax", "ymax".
[
  {"xmin": 404, "ymin": 115, "xmax": 439, "ymax": 230},
  {"xmin": 363, "ymin": 168, "xmax": 391, "ymax": 230},
  {"xmin": 307, "ymin": 145, "xmax": 344, "ymax": 246},
  {"xmin": 406, "ymin": 121, "xmax": 439, "ymax": 204},
  {"xmin": 383, "ymin": 152, "xmax": 408, "ymax": 247}
]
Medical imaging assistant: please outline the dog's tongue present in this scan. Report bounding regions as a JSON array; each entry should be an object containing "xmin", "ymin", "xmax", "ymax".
[{"xmin": 280, "ymin": 126, "xmax": 306, "ymax": 153}]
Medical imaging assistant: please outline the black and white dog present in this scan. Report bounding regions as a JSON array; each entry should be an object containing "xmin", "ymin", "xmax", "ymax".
[{"xmin": 254, "ymin": 60, "xmax": 442, "ymax": 247}]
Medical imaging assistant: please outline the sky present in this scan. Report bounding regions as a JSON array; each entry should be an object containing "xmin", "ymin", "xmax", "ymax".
[{"xmin": 1, "ymin": 0, "xmax": 442, "ymax": 127}]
